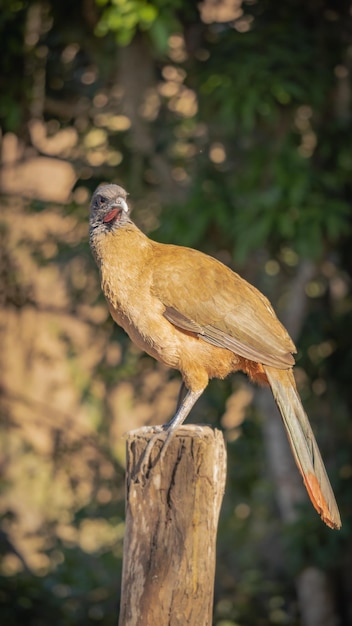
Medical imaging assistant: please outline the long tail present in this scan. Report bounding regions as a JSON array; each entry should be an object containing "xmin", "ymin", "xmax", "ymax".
[{"xmin": 264, "ymin": 366, "xmax": 341, "ymax": 529}]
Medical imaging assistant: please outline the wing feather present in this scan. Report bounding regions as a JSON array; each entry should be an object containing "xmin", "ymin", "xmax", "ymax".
[{"xmin": 152, "ymin": 244, "xmax": 295, "ymax": 369}]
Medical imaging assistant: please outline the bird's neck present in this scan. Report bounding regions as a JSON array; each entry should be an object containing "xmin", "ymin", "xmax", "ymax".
[
  {"xmin": 91, "ymin": 222, "xmax": 149, "ymax": 266},
  {"xmin": 91, "ymin": 222, "xmax": 153, "ymax": 309}
]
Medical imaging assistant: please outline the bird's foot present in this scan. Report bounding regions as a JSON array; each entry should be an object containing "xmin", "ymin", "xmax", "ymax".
[
  {"xmin": 129, "ymin": 425, "xmax": 168, "ymax": 482},
  {"xmin": 133, "ymin": 389, "xmax": 204, "ymax": 482},
  {"xmin": 138, "ymin": 425, "xmax": 169, "ymax": 476},
  {"xmin": 127, "ymin": 424, "xmax": 164, "ymax": 438}
]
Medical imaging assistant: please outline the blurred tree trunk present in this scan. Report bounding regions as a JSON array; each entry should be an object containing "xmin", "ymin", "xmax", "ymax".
[
  {"xmin": 25, "ymin": 2, "xmax": 49, "ymax": 120},
  {"xmin": 256, "ymin": 260, "xmax": 338, "ymax": 626},
  {"xmin": 115, "ymin": 36, "xmax": 186, "ymax": 203}
]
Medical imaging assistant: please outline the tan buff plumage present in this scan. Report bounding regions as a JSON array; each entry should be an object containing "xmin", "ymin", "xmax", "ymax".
[{"xmin": 89, "ymin": 183, "xmax": 341, "ymax": 529}]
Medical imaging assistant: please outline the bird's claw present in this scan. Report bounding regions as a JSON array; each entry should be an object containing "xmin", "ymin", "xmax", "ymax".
[{"xmin": 128, "ymin": 426, "xmax": 168, "ymax": 483}]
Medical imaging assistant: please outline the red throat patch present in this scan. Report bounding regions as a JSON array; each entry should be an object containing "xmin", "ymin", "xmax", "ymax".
[{"xmin": 103, "ymin": 208, "xmax": 121, "ymax": 223}]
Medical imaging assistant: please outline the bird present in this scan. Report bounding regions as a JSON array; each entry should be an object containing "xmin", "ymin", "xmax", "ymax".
[{"xmin": 89, "ymin": 182, "xmax": 341, "ymax": 530}]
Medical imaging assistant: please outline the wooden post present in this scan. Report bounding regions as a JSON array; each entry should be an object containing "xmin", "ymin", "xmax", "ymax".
[{"xmin": 118, "ymin": 425, "xmax": 227, "ymax": 626}]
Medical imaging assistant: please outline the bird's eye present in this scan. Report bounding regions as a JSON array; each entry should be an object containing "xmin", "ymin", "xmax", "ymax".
[{"xmin": 95, "ymin": 195, "xmax": 107, "ymax": 208}]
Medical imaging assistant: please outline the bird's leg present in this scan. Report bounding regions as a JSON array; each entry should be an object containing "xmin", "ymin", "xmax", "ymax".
[
  {"xmin": 175, "ymin": 380, "xmax": 187, "ymax": 412},
  {"xmin": 139, "ymin": 388, "xmax": 204, "ymax": 475},
  {"xmin": 161, "ymin": 387, "xmax": 204, "ymax": 451}
]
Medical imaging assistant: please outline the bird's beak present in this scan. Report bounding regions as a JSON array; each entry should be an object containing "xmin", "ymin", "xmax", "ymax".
[{"xmin": 119, "ymin": 198, "xmax": 129, "ymax": 213}]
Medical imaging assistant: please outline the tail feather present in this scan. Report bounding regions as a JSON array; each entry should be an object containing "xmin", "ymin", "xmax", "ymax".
[{"xmin": 264, "ymin": 366, "xmax": 341, "ymax": 530}]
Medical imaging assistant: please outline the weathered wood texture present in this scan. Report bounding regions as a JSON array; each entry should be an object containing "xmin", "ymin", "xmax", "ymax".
[{"xmin": 118, "ymin": 425, "xmax": 227, "ymax": 626}]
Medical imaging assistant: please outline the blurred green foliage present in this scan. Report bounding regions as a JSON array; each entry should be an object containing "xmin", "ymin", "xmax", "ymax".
[
  {"xmin": 1, "ymin": 0, "xmax": 352, "ymax": 625},
  {"xmin": 95, "ymin": 0, "xmax": 186, "ymax": 50}
]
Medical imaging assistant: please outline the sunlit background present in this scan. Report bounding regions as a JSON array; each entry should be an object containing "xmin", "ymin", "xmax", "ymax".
[{"xmin": 1, "ymin": 1, "xmax": 352, "ymax": 624}]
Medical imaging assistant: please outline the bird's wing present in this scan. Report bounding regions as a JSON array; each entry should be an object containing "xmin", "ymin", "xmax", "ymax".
[{"xmin": 151, "ymin": 244, "xmax": 296, "ymax": 369}]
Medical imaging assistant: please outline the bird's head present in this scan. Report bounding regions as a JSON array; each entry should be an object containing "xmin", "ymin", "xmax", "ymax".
[{"xmin": 89, "ymin": 184, "xmax": 131, "ymax": 239}]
